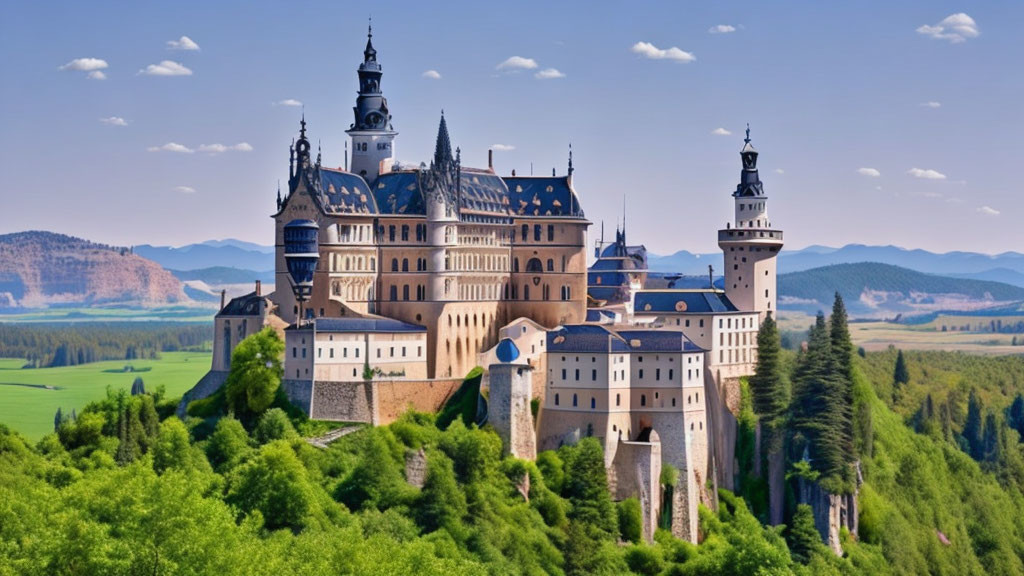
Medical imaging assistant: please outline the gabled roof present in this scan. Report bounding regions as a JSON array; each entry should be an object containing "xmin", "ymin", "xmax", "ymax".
[
  {"xmin": 318, "ymin": 168, "xmax": 378, "ymax": 214},
  {"xmin": 218, "ymin": 291, "xmax": 266, "ymax": 317},
  {"xmin": 633, "ymin": 290, "xmax": 741, "ymax": 314},
  {"xmin": 372, "ymin": 170, "xmax": 425, "ymax": 215},
  {"xmin": 615, "ymin": 330, "xmax": 703, "ymax": 353},
  {"xmin": 547, "ymin": 324, "xmax": 630, "ymax": 353},
  {"xmin": 289, "ymin": 316, "xmax": 426, "ymax": 333},
  {"xmin": 504, "ymin": 175, "xmax": 583, "ymax": 218}
]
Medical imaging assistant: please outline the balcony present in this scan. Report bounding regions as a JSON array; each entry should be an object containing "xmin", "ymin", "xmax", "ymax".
[{"xmin": 717, "ymin": 228, "xmax": 784, "ymax": 243}]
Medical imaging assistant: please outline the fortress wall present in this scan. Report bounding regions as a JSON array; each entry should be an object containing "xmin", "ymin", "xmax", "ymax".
[
  {"xmin": 609, "ymin": 439, "xmax": 662, "ymax": 543},
  {"xmin": 372, "ymin": 378, "xmax": 462, "ymax": 425},
  {"xmin": 306, "ymin": 380, "xmax": 375, "ymax": 422}
]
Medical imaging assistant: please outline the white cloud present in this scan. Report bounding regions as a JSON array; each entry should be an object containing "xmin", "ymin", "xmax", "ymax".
[
  {"xmin": 147, "ymin": 142, "xmax": 193, "ymax": 153},
  {"xmin": 99, "ymin": 116, "xmax": 127, "ymax": 126},
  {"xmin": 87, "ymin": 70, "xmax": 107, "ymax": 80},
  {"xmin": 491, "ymin": 144, "xmax": 515, "ymax": 151},
  {"xmin": 977, "ymin": 206, "xmax": 1000, "ymax": 216},
  {"xmin": 711, "ymin": 127, "xmax": 731, "ymax": 136},
  {"xmin": 708, "ymin": 25, "xmax": 736, "ymax": 34},
  {"xmin": 857, "ymin": 167, "xmax": 881, "ymax": 177},
  {"xmin": 631, "ymin": 41, "xmax": 696, "ymax": 63},
  {"xmin": 174, "ymin": 186, "xmax": 197, "ymax": 194},
  {"xmin": 59, "ymin": 58, "xmax": 108, "ymax": 72},
  {"xmin": 496, "ymin": 56, "xmax": 538, "ymax": 70},
  {"xmin": 274, "ymin": 99, "xmax": 302, "ymax": 107},
  {"xmin": 535, "ymin": 68, "xmax": 565, "ymax": 79},
  {"xmin": 422, "ymin": 70, "xmax": 442, "ymax": 79},
  {"xmin": 908, "ymin": 167, "xmax": 946, "ymax": 180},
  {"xmin": 920, "ymin": 101, "xmax": 941, "ymax": 108},
  {"xmin": 138, "ymin": 60, "xmax": 192, "ymax": 76},
  {"xmin": 775, "ymin": 169, "xmax": 785, "ymax": 174},
  {"xmin": 198, "ymin": 142, "xmax": 253, "ymax": 154},
  {"xmin": 917, "ymin": 13, "xmax": 979, "ymax": 43},
  {"xmin": 166, "ymin": 36, "xmax": 200, "ymax": 51}
]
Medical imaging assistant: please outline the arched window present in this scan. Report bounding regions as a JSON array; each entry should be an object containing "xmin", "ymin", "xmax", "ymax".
[
  {"xmin": 572, "ymin": 394, "xmax": 578, "ymax": 407},
  {"xmin": 526, "ymin": 258, "xmax": 543, "ymax": 273},
  {"xmin": 402, "ymin": 258, "xmax": 409, "ymax": 272},
  {"xmin": 521, "ymin": 224, "xmax": 529, "ymax": 241},
  {"xmin": 391, "ymin": 258, "xmax": 398, "ymax": 272},
  {"xmin": 534, "ymin": 225, "xmax": 542, "ymax": 241}
]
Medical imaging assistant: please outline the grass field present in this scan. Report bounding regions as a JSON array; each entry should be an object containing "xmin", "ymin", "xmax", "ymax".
[
  {"xmin": 0, "ymin": 351, "xmax": 211, "ymax": 440},
  {"xmin": 778, "ymin": 311, "xmax": 1024, "ymax": 356}
]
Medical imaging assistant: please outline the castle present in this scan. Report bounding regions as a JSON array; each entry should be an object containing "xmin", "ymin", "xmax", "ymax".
[{"xmin": 183, "ymin": 25, "xmax": 783, "ymax": 546}]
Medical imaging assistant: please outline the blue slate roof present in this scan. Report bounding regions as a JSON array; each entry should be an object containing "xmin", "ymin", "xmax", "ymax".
[
  {"xmin": 615, "ymin": 330, "xmax": 703, "ymax": 353},
  {"xmin": 218, "ymin": 291, "xmax": 264, "ymax": 316},
  {"xmin": 585, "ymin": 309, "xmax": 617, "ymax": 323},
  {"xmin": 289, "ymin": 317, "xmax": 426, "ymax": 333},
  {"xmin": 633, "ymin": 290, "xmax": 740, "ymax": 314},
  {"xmin": 547, "ymin": 324, "xmax": 630, "ymax": 353},
  {"xmin": 372, "ymin": 171, "xmax": 425, "ymax": 215},
  {"xmin": 318, "ymin": 168, "xmax": 378, "ymax": 214},
  {"xmin": 504, "ymin": 176, "xmax": 583, "ymax": 217}
]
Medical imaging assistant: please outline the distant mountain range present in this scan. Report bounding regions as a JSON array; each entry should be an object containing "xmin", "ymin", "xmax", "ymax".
[
  {"xmin": 134, "ymin": 240, "xmax": 274, "ymax": 272},
  {"xmin": 649, "ymin": 244, "xmax": 1024, "ymax": 288},
  {"xmin": 778, "ymin": 262, "xmax": 1024, "ymax": 317},
  {"xmin": 0, "ymin": 231, "xmax": 187, "ymax": 310}
]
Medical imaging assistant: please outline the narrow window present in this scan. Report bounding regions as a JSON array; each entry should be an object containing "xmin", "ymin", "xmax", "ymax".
[
  {"xmin": 641, "ymin": 394, "xmax": 647, "ymax": 407},
  {"xmin": 572, "ymin": 394, "xmax": 578, "ymax": 407},
  {"xmin": 590, "ymin": 397, "xmax": 596, "ymax": 410}
]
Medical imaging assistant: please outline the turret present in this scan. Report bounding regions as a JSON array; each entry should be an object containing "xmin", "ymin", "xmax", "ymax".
[
  {"xmin": 717, "ymin": 126, "xmax": 784, "ymax": 320},
  {"xmin": 424, "ymin": 112, "xmax": 460, "ymax": 302},
  {"xmin": 346, "ymin": 20, "xmax": 397, "ymax": 182}
]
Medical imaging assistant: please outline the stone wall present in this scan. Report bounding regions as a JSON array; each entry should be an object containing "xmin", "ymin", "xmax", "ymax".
[
  {"xmin": 281, "ymin": 378, "xmax": 314, "ymax": 416},
  {"xmin": 798, "ymin": 463, "xmax": 861, "ymax": 556},
  {"xmin": 308, "ymin": 380, "xmax": 375, "ymax": 422},
  {"xmin": 176, "ymin": 370, "xmax": 229, "ymax": 417},
  {"xmin": 488, "ymin": 363, "xmax": 537, "ymax": 460},
  {"xmin": 609, "ymin": 434, "xmax": 662, "ymax": 543},
  {"xmin": 373, "ymin": 378, "xmax": 462, "ymax": 425}
]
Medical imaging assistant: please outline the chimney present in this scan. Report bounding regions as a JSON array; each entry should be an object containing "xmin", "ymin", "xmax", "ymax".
[
  {"xmin": 512, "ymin": 169, "xmax": 516, "ymax": 176},
  {"xmin": 220, "ymin": 289, "xmax": 226, "ymax": 311},
  {"xmin": 488, "ymin": 149, "xmax": 493, "ymax": 171},
  {"xmin": 255, "ymin": 280, "xmax": 262, "ymax": 296}
]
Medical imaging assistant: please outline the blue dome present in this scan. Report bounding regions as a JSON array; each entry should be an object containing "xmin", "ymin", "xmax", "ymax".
[{"xmin": 495, "ymin": 338, "xmax": 520, "ymax": 363}]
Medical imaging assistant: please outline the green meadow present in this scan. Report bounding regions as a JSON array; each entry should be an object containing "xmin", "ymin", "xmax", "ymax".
[{"xmin": 0, "ymin": 351, "xmax": 211, "ymax": 440}]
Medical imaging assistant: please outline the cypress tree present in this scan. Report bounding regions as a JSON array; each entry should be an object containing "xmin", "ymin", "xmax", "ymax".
[
  {"xmin": 53, "ymin": 407, "xmax": 63, "ymax": 432},
  {"xmin": 982, "ymin": 412, "xmax": 999, "ymax": 463},
  {"xmin": 131, "ymin": 376, "xmax": 145, "ymax": 396},
  {"xmin": 964, "ymin": 389, "xmax": 984, "ymax": 460},
  {"xmin": 749, "ymin": 313, "xmax": 787, "ymax": 424},
  {"xmin": 893, "ymin": 350, "xmax": 910, "ymax": 386},
  {"xmin": 830, "ymin": 293, "xmax": 856, "ymax": 461},
  {"xmin": 1007, "ymin": 394, "xmax": 1024, "ymax": 439}
]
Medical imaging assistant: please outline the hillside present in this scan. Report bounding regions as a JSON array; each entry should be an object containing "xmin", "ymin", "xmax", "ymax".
[
  {"xmin": 0, "ymin": 231, "xmax": 188, "ymax": 309},
  {"xmin": 170, "ymin": 266, "xmax": 275, "ymax": 285},
  {"xmin": 777, "ymin": 262, "xmax": 1024, "ymax": 316}
]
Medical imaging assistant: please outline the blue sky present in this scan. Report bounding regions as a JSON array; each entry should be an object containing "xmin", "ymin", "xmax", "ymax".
[{"xmin": 0, "ymin": 1, "xmax": 1019, "ymax": 255}]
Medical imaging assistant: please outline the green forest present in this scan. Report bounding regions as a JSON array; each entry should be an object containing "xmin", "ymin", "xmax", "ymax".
[
  {"xmin": 1, "ymin": 320, "xmax": 1023, "ymax": 575},
  {"xmin": 0, "ymin": 323, "xmax": 211, "ymax": 368}
]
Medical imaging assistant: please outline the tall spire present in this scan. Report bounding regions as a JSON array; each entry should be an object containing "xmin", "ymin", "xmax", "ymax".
[
  {"xmin": 433, "ymin": 111, "xmax": 453, "ymax": 168},
  {"xmin": 350, "ymin": 19, "xmax": 390, "ymax": 131},
  {"xmin": 364, "ymin": 17, "xmax": 376, "ymax": 63}
]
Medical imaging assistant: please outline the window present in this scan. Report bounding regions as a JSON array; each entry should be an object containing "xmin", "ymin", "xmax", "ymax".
[
  {"xmin": 377, "ymin": 349, "xmax": 381, "ymax": 358},
  {"xmin": 534, "ymin": 225, "xmax": 541, "ymax": 241},
  {"xmin": 388, "ymin": 225, "xmax": 396, "ymax": 242},
  {"xmin": 641, "ymin": 394, "xmax": 647, "ymax": 407},
  {"xmin": 590, "ymin": 397, "xmax": 596, "ymax": 409},
  {"xmin": 639, "ymin": 369, "xmax": 644, "ymax": 379},
  {"xmin": 292, "ymin": 347, "xmax": 296, "ymax": 358},
  {"xmin": 669, "ymin": 369, "xmax": 674, "ymax": 380},
  {"xmin": 672, "ymin": 398, "xmax": 676, "ymax": 407},
  {"xmin": 389, "ymin": 285, "xmax": 398, "ymax": 300},
  {"xmin": 301, "ymin": 348, "xmax": 306, "ymax": 358},
  {"xmin": 547, "ymin": 224, "xmax": 555, "ymax": 241},
  {"xmin": 401, "ymin": 225, "xmax": 409, "ymax": 241},
  {"xmin": 555, "ymin": 393, "xmax": 560, "ymax": 406},
  {"xmin": 402, "ymin": 347, "xmax": 406, "ymax": 357},
  {"xmin": 330, "ymin": 349, "xmax": 334, "ymax": 358},
  {"xmin": 572, "ymin": 394, "xmax": 578, "ymax": 407},
  {"xmin": 616, "ymin": 393, "xmax": 621, "ymax": 406},
  {"xmin": 391, "ymin": 258, "xmax": 399, "ymax": 272},
  {"xmin": 656, "ymin": 368, "xmax": 661, "ymax": 381},
  {"xmin": 521, "ymin": 224, "xmax": 528, "ymax": 242},
  {"xmin": 591, "ymin": 369, "xmax": 597, "ymax": 381},
  {"xmin": 561, "ymin": 369, "xmax": 567, "ymax": 380},
  {"xmin": 547, "ymin": 259, "xmax": 554, "ymax": 272},
  {"xmin": 574, "ymin": 369, "xmax": 580, "ymax": 381}
]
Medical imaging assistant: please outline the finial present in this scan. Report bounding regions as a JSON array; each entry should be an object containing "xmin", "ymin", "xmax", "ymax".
[
  {"xmin": 568, "ymin": 142, "xmax": 574, "ymax": 176},
  {"xmin": 744, "ymin": 123, "xmax": 751, "ymax": 144},
  {"xmin": 316, "ymin": 140, "xmax": 322, "ymax": 166},
  {"xmin": 368, "ymin": 16, "xmax": 372, "ymax": 38},
  {"xmin": 299, "ymin": 111, "xmax": 307, "ymax": 140}
]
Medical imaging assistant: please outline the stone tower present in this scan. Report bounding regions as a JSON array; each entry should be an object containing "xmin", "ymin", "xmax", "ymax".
[
  {"xmin": 487, "ymin": 338, "xmax": 536, "ymax": 460},
  {"xmin": 717, "ymin": 126, "xmax": 784, "ymax": 320},
  {"xmin": 346, "ymin": 22, "xmax": 397, "ymax": 181},
  {"xmin": 424, "ymin": 113, "xmax": 460, "ymax": 303}
]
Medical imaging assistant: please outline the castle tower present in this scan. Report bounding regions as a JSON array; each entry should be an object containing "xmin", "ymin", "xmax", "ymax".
[
  {"xmin": 346, "ymin": 22, "xmax": 397, "ymax": 181},
  {"xmin": 487, "ymin": 339, "xmax": 537, "ymax": 460},
  {"xmin": 717, "ymin": 126, "xmax": 784, "ymax": 320},
  {"xmin": 424, "ymin": 113, "xmax": 460, "ymax": 303}
]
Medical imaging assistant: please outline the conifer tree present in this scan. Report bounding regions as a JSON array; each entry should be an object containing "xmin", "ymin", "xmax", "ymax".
[
  {"xmin": 893, "ymin": 350, "xmax": 910, "ymax": 386},
  {"xmin": 53, "ymin": 407, "xmax": 63, "ymax": 433},
  {"xmin": 1007, "ymin": 394, "xmax": 1024, "ymax": 439},
  {"xmin": 983, "ymin": 412, "xmax": 1000, "ymax": 463},
  {"xmin": 749, "ymin": 313, "xmax": 787, "ymax": 424},
  {"xmin": 964, "ymin": 389, "xmax": 984, "ymax": 460},
  {"xmin": 787, "ymin": 504, "xmax": 823, "ymax": 564},
  {"xmin": 830, "ymin": 293, "xmax": 857, "ymax": 461}
]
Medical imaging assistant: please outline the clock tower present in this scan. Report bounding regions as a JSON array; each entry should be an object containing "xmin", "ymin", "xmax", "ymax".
[
  {"xmin": 346, "ymin": 22, "xmax": 397, "ymax": 182},
  {"xmin": 717, "ymin": 126, "xmax": 784, "ymax": 320}
]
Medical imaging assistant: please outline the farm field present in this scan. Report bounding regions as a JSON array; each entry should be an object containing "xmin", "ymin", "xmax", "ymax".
[
  {"xmin": 0, "ymin": 306, "xmax": 215, "ymax": 323},
  {"xmin": 778, "ymin": 311, "xmax": 1024, "ymax": 355},
  {"xmin": 0, "ymin": 351, "xmax": 211, "ymax": 440}
]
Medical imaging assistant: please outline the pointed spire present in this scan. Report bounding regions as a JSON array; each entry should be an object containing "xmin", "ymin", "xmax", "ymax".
[
  {"xmin": 316, "ymin": 140, "xmax": 322, "ymax": 166},
  {"xmin": 433, "ymin": 111, "xmax": 453, "ymax": 167},
  {"xmin": 364, "ymin": 17, "xmax": 377, "ymax": 62},
  {"xmin": 299, "ymin": 111, "xmax": 307, "ymax": 140},
  {"xmin": 744, "ymin": 123, "xmax": 751, "ymax": 144},
  {"xmin": 568, "ymin": 142, "xmax": 574, "ymax": 176}
]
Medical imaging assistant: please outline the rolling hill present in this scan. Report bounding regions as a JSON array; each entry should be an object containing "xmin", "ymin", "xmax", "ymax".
[
  {"xmin": 134, "ymin": 242, "xmax": 274, "ymax": 272},
  {"xmin": 777, "ymin": 262, "xmax": 1024, "ymax": 316},
  {"xmin": 0, "ymin": 231, "xmax": 188, "ymax": 309}
]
